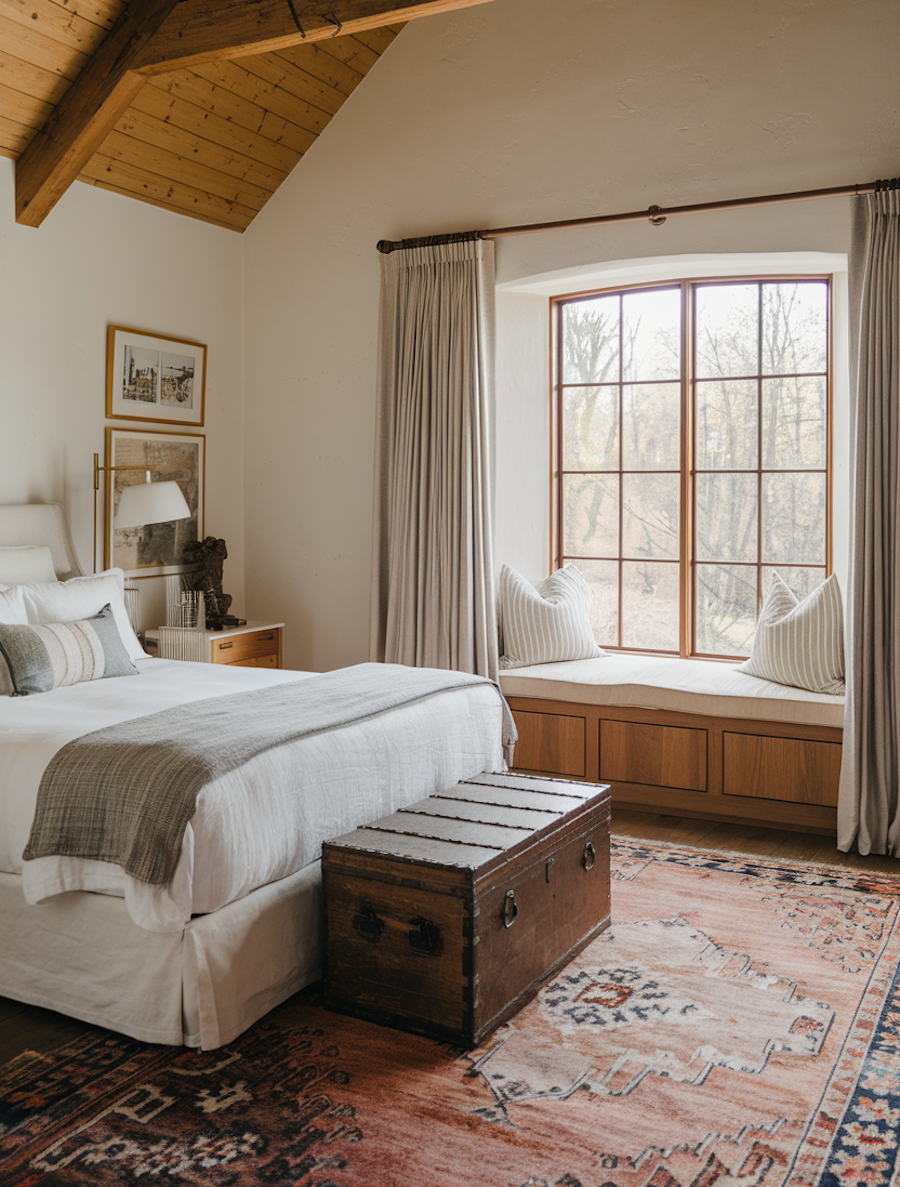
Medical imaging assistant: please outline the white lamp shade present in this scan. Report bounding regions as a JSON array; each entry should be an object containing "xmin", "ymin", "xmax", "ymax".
[{"xmin": 116, "ymin": 479, "xmax": 191, "ymax": 530}]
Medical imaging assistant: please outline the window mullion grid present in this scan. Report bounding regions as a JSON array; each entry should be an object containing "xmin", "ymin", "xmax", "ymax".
[{"xmin": 554, "ymin": 276, "xmax": 830, "ymax": 661}]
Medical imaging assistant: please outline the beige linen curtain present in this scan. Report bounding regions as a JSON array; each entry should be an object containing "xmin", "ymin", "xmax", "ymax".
[
  {"xmin": 838, "ymin": 187, "xmax": 900, "ymax": 854},
  {"xmin": 370, "ymin": 236, "xmax": 498, "ymax": 680}
]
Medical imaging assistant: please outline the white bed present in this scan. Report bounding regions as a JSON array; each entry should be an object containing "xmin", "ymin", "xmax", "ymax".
[{"xmin": 0, "ymin": 505, "xmax": 506, "ymax": 1048}]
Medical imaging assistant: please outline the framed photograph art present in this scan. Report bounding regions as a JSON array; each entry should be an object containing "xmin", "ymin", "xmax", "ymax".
[
  {"xmin": 105, "ymin": 427, "xmax": 205, "ymax": 577},
  {"xmin": 106, "ymin": 325, "xmax": 206, "ymax": 427}
]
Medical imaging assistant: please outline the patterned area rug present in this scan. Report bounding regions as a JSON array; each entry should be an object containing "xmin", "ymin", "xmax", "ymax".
[{"xmin": 3, "ymin": 837, "xmax": 900, "ymax": 1187}]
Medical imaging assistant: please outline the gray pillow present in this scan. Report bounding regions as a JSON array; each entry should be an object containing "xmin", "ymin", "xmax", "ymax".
[
  {"xmin": 0, "ymin": 604, "xmax": 138, "ymax": 695},
  {"xmin": 737, "ymin": 573, "xmax": 845, "ymax": 694}
]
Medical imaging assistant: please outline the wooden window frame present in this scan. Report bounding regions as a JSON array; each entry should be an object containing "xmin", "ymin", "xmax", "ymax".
[{"xmin": 551, "ymin": 274, "xmax": 833, "ymax": 661}]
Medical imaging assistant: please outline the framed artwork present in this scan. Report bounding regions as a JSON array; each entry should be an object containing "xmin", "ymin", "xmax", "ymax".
[
  {"xmin": 106, "ymin": 325, "xmax": 206, "ymax": 427},
  {"xmin": 105, "ymin": 427, "xmax": 205, "ymax": 577}
]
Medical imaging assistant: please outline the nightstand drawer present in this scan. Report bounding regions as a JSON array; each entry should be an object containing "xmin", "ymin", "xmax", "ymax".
[
  {"xmin": 211, "ymin": 627, "xmax": 281, "ymax": 665},
  {"xmin": 223, "ymin": 653, "xmax": 279, "ymax": 669}
]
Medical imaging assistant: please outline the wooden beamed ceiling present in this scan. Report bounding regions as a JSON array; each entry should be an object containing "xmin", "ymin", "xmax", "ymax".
[{"xmin": 1, "ymin": 0, "xmax": 494, "ymax": 231}]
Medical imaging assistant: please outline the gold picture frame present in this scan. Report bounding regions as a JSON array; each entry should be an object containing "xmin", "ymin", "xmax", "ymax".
[
  {"xmin": 106, "ymin": 324, "xmax": 206, "ymax": 427},
  {"xmin": 105, "ymin": 427, "xmax": 205, "ymax": 577}
]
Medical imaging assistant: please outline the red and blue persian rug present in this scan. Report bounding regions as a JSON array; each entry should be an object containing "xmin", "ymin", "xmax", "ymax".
[{"xmin": 2, "ymin": 837, "xmax": 900, "ymax": 1187}]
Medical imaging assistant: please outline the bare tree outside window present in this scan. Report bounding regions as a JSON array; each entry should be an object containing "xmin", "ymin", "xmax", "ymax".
[{"xmin": 556, "ymin": 278, "xmax": 830, "ymax": 658}]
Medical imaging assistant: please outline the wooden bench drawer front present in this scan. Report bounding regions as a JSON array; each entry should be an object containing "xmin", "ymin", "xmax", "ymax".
[
  {"xmin": 211, "ymin": 628, "xmax": 280, "ymax": 665},
  {"xmin": 600, "ymin": 720, "xmax": 707, "ymax": 792},
  {"xmin": 511, "ymin": 710, "xmax": 585, "ymax": 777},
  {"xmin": 723, "ymin": 732, "xmax": 841, "ymax": 805}
]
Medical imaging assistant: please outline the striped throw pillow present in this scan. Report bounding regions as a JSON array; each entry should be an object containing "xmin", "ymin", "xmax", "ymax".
[
  {"xmin": 737, "ymin": 573, "xmax": 845, "ymax": 694},
  {"xmin": 0, "ymin": 604, "xmax": 138, "ymax": 696},
  {"xmin": 500, "ymin": 563, "xmax": 605, "ymax": 669}
]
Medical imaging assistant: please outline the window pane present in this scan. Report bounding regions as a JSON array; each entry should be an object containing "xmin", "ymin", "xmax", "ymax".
[
  {"xmin": 622, "ymin": 473, "xmax": 679, "ymax": 560},
  {"xmin": 622, "ymin": 383, "xmax": 680, "ymax": 470},
  {"xmin": 563, "ymin": 474, "xmax": 618, "ymax": 557},
  {"xmin": 622, "ymin": 288, "xmax": 680, "ymax": 382},
  {"xmin": 762, "ymin": 282, "xmax": 827, "ymax": 375},
  {"xmin": 695, "ymin": 473, "xmax": 758, "ymax": 563},
  {"xmin": 695, "ymin": 564, "xmax": 758, "ymax": 656},
  {"xmin": 695, "ymin": 379, "xmax": 758, "ymax": 470},
  {"xmin": 695, "ymin": 284, "xmax": 759, "ymax": 379},
  {"xmin": 761, "ymin": 376, "xmax": 826, "ymax": 469},
  {"xmin": 622, "ymin": 562, "xmax": 679, "ymax": 651},
  {"xmin": 563, "ymin": 385, "xmax": 619, "ymax": 470},
  {"xmin": 765, "ymin": 565, "xmax": 828, "ymax": 602},
  {"xmin": 577, "ymin": 559, "xmax": 619, "ymax": 647},
  {"xmin": 762, "ymin": 473, "xmax": 826, "ymax": 563},
  {"xmin": 562, "ymin": 295, "xmax": 620, "ymax": 384}
]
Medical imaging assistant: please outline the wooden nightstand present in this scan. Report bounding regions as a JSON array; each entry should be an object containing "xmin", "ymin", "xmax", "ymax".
[{"xmin": 144, "ymin": 622, "xmax": 284, "ymax": 669}]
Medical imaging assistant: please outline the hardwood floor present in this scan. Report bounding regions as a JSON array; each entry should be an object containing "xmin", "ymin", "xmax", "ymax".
[{"xmin": 2, "ymin": 810, "xmax": 899, "ymax": 1070}]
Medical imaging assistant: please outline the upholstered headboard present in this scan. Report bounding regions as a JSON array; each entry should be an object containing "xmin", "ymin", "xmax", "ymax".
[{"xmin": 0, "ymin": 503, "xmax": 85, "ymax": 581}]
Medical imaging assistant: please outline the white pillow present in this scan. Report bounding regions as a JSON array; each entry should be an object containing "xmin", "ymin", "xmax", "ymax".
[
  {"xmin": 0, "ymin": 586, "xmax": 29, "ymax": 696},
  {"xmin": 737, "ymin": 572, "xmax": 845, "ymax": 694},
  {"xmin": 0, "ymin": 546, "xmax": 57, "ymax": 585},
  {"xmin": 20, "ymin": 569, "xmax": 148, "ymax": 662},
  {"xmin": 500, "ymin": 563, "xmax": 605, "ymax": 668}
]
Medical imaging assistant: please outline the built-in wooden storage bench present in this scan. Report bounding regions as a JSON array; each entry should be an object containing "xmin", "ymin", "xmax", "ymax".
[{"xmin": 500, "ymin": 655, "xmax": 844, "ymax": 835}]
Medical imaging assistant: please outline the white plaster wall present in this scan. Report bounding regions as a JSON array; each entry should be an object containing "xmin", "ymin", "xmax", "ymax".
[
  {"xmin": 0, "ymin": 162, "xmax": 246, "ymax": 630},
  {"xmin": 243, "ymin": 0, "xmax": 900, "ymax": 672}
]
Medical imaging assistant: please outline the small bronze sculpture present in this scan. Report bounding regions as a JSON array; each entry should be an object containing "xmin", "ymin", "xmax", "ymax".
[{"xmin": 184, "ymin": 536, "xmax": 245, "ymax": 630}]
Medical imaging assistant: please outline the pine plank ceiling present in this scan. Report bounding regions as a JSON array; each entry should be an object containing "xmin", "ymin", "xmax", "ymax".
[{"xmin": 0, "ymin": 0, "xmax": 491, "ymax": 232}]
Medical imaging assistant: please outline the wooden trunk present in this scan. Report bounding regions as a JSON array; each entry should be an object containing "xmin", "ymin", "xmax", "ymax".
[{"xmin": 322, "ymin": 772, "xmax": 611, "ymax": 1048}]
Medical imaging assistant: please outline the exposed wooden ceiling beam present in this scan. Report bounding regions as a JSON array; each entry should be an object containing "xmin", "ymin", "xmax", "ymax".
[
  {"xmin": 134, "ymin": 0, "xmax": 494, "ymax": 73},
  {"xmin": 15, "ymin": 0, "xmax": 181, "ymax": 227},
  {"xmin": 15, "ymin": 0, "xmax": 495, "ymax": 228}
]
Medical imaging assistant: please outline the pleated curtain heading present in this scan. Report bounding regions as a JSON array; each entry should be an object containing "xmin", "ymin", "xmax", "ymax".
[{"xmin": 370, "ymin": 234, "xmax": 499, "ymax": 681}]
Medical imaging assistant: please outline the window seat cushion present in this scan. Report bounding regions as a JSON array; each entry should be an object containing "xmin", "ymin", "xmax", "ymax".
[{"xmin": 498, "ymin": 653, "xmax": 844, "ymax": 729}]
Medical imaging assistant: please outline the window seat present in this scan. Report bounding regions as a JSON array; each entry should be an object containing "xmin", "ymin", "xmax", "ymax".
[{"xmin": 499, "ymin": 654, "xmax": 844, "ymax": 836}]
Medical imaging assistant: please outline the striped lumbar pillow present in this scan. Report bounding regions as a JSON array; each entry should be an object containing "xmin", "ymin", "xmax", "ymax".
[
  {"xmin": 500, "ymin": 563, "xmax": 605, "ymax": 669},
  {"xmin": 0, "ymin": 604, "xmax": 138, "ymax": 696},
  {"xmin": 737, "ymin": 573, "xmax": 845, "ymax": 694}
]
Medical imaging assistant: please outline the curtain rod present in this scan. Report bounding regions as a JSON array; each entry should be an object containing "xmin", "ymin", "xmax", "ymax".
[{"xmin": 377, "ymin": 177, "xmax": 898, "ymax": 253}]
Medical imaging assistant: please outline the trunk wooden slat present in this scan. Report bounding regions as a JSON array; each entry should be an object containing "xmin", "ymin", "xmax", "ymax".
[{"xmin": 323, "ymin": 772, "xmax": 611, "ymax": 1047}]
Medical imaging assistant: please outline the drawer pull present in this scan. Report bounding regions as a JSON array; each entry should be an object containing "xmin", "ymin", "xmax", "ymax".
[
  {"xmin": 501, "ymin": 889, "xmax": 518, "ymax": 929},
  {"xmin": 218, "ymin": 641, "xmax": 233, "ymax": 650},
  {"xmin": 260, "ymin": 633, "xmax": 274, "ymax": 641},
  {"xmin": 546, "ymin": 857, "xmax": 555, "ymax": 883},
  {"xmin": 582, "ymin": 840, "xmax": 596, "ymax": 871}
]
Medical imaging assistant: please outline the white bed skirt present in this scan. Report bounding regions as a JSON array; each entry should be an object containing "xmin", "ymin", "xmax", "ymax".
[{"xmin": 0, "ymin": 862, "xmax": 323, "ymax": 1049}]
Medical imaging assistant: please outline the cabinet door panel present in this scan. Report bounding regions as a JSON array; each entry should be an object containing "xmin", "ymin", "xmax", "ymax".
[
  {"xmin": 512, "ymin": 711, "xmax": 585, "ymax": 777},
  {"xmin": 723, "ymin": 733, "xmax": 840, "ymax": 805},
  {"xmin": 600, "ymin": 720, "xmax": 707, "ymax": 791}
]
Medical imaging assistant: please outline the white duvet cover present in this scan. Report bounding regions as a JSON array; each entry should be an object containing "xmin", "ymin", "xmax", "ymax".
[{"xmin": 0, "ymin": 659, "xmax": 504, "ymax": 932}]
